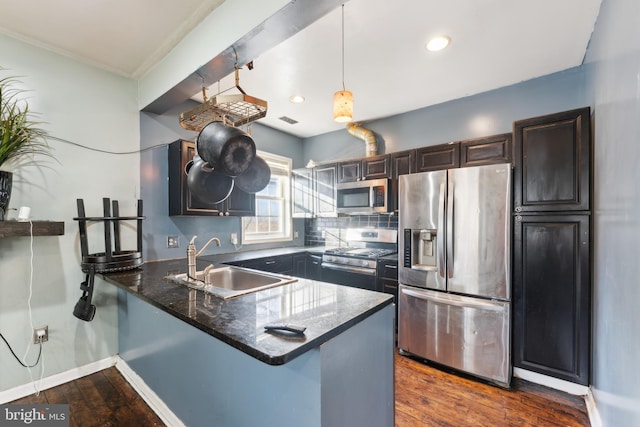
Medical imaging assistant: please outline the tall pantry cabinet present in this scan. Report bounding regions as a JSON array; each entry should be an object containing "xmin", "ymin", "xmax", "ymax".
[{"xmin": 512, "ymin": 107, "xmax": 592, "ymax": 385}]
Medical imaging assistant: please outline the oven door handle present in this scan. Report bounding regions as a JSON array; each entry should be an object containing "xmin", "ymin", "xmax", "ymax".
[{"xmin": 321, "ymin": 262, "xmax": 377, "ymax": 276}]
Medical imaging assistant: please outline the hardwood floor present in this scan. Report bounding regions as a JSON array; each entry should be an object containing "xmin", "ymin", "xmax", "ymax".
[
  {"xmin": 10, "ymin": 354, "xmax": 590, "ymax": 426},
  {"xmin": 10, "ymin": 367, "xmax": 164, "ymax": 427},
  {"xmin": 395, "ymin": 353, "xmax": 590, "ymax": 427}
]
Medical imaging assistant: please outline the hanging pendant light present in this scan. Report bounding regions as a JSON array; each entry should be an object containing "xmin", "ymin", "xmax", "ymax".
[{"xmin": 333, "ymin": 4, "xmax": 353, "ymax": 123}]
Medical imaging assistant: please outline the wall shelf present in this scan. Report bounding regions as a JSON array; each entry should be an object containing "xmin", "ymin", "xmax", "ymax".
[{"xmin": 0, "ymin": 221, "xmax": 64, "ymax": 238}]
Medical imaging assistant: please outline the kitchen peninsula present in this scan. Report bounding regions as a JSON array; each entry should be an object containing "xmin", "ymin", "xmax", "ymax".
[{"xmin": 103, "ymin": 257, "xmax": 395, "ymax": 427}]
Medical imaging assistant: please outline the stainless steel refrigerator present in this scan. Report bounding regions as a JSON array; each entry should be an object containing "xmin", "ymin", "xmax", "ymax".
[{"xmin": 397, "ymin": 163, "xmax": 512, "ymax": 387}]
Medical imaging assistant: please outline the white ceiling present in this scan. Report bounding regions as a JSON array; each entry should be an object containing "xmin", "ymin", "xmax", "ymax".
[{"xmin": 0, "ymin": 0, "xmax": 602, "ymax": 138}]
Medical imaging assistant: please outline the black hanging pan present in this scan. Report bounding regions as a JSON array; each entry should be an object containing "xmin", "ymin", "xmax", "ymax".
[{"xmin": 197, "ymin": 121, "xmax": 256, "ymax": 176}]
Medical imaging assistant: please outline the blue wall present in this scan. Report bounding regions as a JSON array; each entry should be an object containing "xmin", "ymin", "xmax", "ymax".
[
  {"xmin": 139, "ymin": 101, "xmax": 306, "ymax": 261},
  {"xmin": 583, "ymin": 0, "xmax": 640, "ymax": 425},
  {"xmin": 303, "ymin": 67, "xmax": 588, "ymax": 162}
]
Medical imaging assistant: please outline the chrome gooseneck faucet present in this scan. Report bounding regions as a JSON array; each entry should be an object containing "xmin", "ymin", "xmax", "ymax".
[{"xmin": 187, "ymin": 235, "xmax": 221, "ymax": 280}]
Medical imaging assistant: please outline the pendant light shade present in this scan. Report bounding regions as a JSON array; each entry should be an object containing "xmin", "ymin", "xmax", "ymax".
[
  {"xmin": 333, "ymin": 90, "xmax": 353, "ymax": 123},
  {"xmin": 333, "ymin": 4, "xmax": 353, "ymax": 123}
]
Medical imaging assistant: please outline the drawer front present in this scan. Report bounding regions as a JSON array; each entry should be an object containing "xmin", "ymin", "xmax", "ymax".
[
  {"xmin": 377, "ymin": 259, "xmax": 398, "ymax": 279},
  {"xmin": 245, "ymin": 256, "xmax": 293, "ymax": 274}
]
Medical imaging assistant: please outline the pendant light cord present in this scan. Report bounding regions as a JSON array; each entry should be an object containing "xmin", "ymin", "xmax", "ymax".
[{"xmin": 341, "ymin": 4, "xmax": 346, "ymax": 91}]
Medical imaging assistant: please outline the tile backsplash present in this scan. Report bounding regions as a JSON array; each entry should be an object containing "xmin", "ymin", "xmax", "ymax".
[{"xmin": 305, "ymin": 214, "xmax": 398, "ymax": 247}]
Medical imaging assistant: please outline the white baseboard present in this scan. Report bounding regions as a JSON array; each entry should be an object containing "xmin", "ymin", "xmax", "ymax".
[
  {"xmin": 585, "ymin": 388, "xmax": 603, "ymax": 427},
  {"xmin": 115, "ymin": 357, "xmax": 185, "ymax": 427},
  {"xmin": 0, "ymin": 356, "xmax": 117, "ymax": 404},
  {"xmin": 513, "ymin": 368, "xmax": 589, "ymax": 396}
]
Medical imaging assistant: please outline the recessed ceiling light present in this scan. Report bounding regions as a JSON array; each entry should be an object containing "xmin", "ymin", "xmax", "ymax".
[
  {"xmin": 426, "ymin": 35, "xmax": 451, "ymax": 52},
  {"xmin": 289, "ymin": 95, "xmax": 305, "ymax": 103}
]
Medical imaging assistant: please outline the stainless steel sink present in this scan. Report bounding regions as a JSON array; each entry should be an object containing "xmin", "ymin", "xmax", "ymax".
[{"xmin": 165, "ymin": 265, "xmax": 297, "ymax": 299}]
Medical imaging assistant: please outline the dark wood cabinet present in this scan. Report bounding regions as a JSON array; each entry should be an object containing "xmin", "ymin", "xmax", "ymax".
[
  {"xmin": 512, "ymin": 214, "xmax": 590, "ymax": 385},
  {"xmin": 337, "ymin": 160, "xmax": 361, "ymax": 183},
  {"xmin": 168, "ymin": 140, "xmax": 255, "ymax": 216},
  {"xmin": 293, "ymin": 253, "xmax": 307, "ymax": 277},
  {"xmin": 513, "ymin": 107, "xmax": 591, "ymax": 212},
  {"xmin": 377, "ymin": 257, "xmax": 399, "ymax": 332},
  {"xmin": 376, "ymin": 258, "xmax": 398, "ymax": 297},
  {"xmin": 460, "ymin": 133, "xmax": 512, "ymax": 167},
  {"xmin": 512, "ymin": 107, "xmax": 592, "ymax": 386},
  {"xmin": 243, "ymin": 254, "xmax": 293, "ymax": 275},
  {"xmin": 292, "ymin": 168, "xmax": 314, "ymax": 218},
  {"xmin": 338, "ymin": 155, "xmax": 390, "ymax": 183},
  {"xmin": 416, "ymin": 142, "xmax": 460, "ymax": 172},
  {"xmin": 306, "ymin": 253, "xmax": 323, "ymax": 280},
  {"xmin": 390, "ymin": 149, "xmax": 416, "ymax": 212},
  {"xmin": 314, "ymin": 163, "xmax": 337, "ymax": 217},
  {"xmin": 362, "ymin": 155, "xmax": 391, "ymax": 180}
]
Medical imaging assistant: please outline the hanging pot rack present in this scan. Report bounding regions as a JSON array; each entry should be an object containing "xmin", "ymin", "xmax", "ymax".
[{"xmin": 179, "ymin": 65, "xmax": 268, "ymax": 132}]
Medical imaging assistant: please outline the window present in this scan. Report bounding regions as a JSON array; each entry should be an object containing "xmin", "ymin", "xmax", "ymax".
[{"xmin": 241, "ymin": 151, "xmax": 292, "ymax": 243}]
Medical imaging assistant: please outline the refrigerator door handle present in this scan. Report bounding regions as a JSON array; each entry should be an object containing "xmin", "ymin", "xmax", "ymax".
[
  {"xmin": 446, "ymin": 180, "xmax": 454, "ymax": 278},
  {"xmin": 437, "ymin": 182, "xmax": 446, "ymax": 278},
  {"xmin": 401, "ymin": 287, "xmax": 506, "ymax": 312}
]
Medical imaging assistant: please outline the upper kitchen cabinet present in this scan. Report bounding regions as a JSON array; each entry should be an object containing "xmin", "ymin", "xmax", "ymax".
[
  {"xmin": 390, "ymin": 149, "xmax": 416, "ymax": 212},
  {"xmin": 513, "ymin": 107, "xmax": 591, "ymax": 212},
  {"xmin": 314, "ymin": 163, "xmax": 337, "ymax": 217},
  {"xmin": 292, "ymin": 168, "xmax": 314, "ymax": 218},
  {"xmin": 390, "ymin": 150, "xmax": 416, "ymax": 177},
  {"xmin": 337, "ymin": 159, "xmax": 361, "ymax": 183},
  {"xmin": 416, "ymin": 142, "xmax": 460, "ymax": 172},
  {"xmin": 337, "ymin": 155, "xmax": 390, "ymax": 183},
  {"xmin": 362, "ymin": 155, "xmax": 391, "ymax": 180},
  {"xmin": 460, "ymin": 133, "xmax": 512, "ymax": 167},
  {"xmin": 168, "ymin": 140, "xmax": 255, "ymax": 216}
]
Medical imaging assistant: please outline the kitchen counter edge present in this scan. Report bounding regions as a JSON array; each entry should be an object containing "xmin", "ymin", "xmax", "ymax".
[{"xmin": 102, "ymin": 256, "xmax": 393, "ymax": 366}]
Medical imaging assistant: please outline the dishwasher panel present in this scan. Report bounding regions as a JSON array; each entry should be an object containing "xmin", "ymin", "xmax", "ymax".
[{"xmin": 398, "ymin": 285, "xmax": 511, "ymax": 386}]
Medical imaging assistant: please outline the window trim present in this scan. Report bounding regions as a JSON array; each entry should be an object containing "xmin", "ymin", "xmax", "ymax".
[{"xmin": 241, "ymin": 151, "xmax": 292, "ymax": 244}]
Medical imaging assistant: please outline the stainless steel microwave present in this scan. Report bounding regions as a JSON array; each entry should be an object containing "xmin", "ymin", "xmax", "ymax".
[{"xmin": 336, "ymin": 178, "xmax": 391, "ymax": 214}]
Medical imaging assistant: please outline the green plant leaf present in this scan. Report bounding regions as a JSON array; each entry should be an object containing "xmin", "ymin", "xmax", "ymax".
[{"xmin": 0, "ymin": 68, "xmax": 55, "ymax": 171}]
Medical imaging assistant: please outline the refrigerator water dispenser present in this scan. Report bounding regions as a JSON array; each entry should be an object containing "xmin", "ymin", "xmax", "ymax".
[{"xmin": 404, "ymin": 228, "xmax": 438, "ymax": 271}]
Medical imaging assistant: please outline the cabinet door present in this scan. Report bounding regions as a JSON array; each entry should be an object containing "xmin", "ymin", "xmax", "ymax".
[
  {"xmin": 390, "ymin": 150, "xmax": 416, "ymax": 212},
  {"xmin": 168, "ymin": 140, "xmax": 254, "ymax": 216},
  {"xmin": 293, "ymin": 253, "xmax": 307, "ymax": 278},
  {"xmin": 223, "ymin": 187, "xmax": 255, "ymax": 216},
  {"xmin": 306, "ymin": 253, "xmax": 322, "ymax": 280},
  {"xmin": 416, "ymin": 143, "xmax": 460, "ymax": 172},
  {"xmin": 514, "ymin": 107, "xmax": 591, "ymax": 212},
  {"xmin": 513, "ymin": 214, "xmax": 590, "ymax": 385},
  {"xmin": 377, "ymin": 259, "xmax": 398, "ymax": 296},
  {"xmin": 337, "ymin": 160, "xmax": 361, "ymax": 183},
  {"xmin": 244, "ymin": 255, "xmax": 293, "ymax": 274},
  {"xmin": 460, "ymin": 133, "xmax": 512, "ymax": 167},
  {"xmin": 169, "ymin": 140, "xmax": 224, "ymax": 216},
  {"xmin": 314, "ymin": 164, "xmax": 337, "ymax": 217},
  {"xmin": 292, "ymin": 168, "xmax": 314, "ymax": 218},
  {"xmin": 362, "ymin": 155, "xmax": 391, "ymax": 180}
]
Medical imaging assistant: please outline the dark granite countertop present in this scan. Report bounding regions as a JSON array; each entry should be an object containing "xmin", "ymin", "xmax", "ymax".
[{"xmin": 102, "ymin": 257, "xmax": 393, "ymax": 366}]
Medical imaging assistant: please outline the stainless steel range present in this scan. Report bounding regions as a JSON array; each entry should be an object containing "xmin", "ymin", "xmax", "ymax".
[{"xmin": 321, "ymin": 228, "xmax": 397, "ymax": 291}]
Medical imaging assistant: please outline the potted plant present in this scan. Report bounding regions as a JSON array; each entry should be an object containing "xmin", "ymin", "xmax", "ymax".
[{"xmin": 0, "ymin": 69, "xmax": 54, "ymax": 220}]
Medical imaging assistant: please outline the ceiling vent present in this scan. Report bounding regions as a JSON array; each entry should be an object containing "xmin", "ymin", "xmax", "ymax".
[{"xmin": 279, "ymin": 116, "xmax": 299, "ymax": 125}]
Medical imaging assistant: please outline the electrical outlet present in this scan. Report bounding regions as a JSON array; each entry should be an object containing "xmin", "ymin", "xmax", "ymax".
[
  {"xmin": 294, "ymin": 230, "xmax": 299, "ymax": 238},
  {"xmin": 230, "ymin": 233, "xmax": 238, "ymax": 245},
  {"xmin": 33, "ymin": 326, "xmax": 48, "ymax": 344},
  {"xmin": 167, "ymin": 235, "xmax": 179, "ymax": 248}
]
